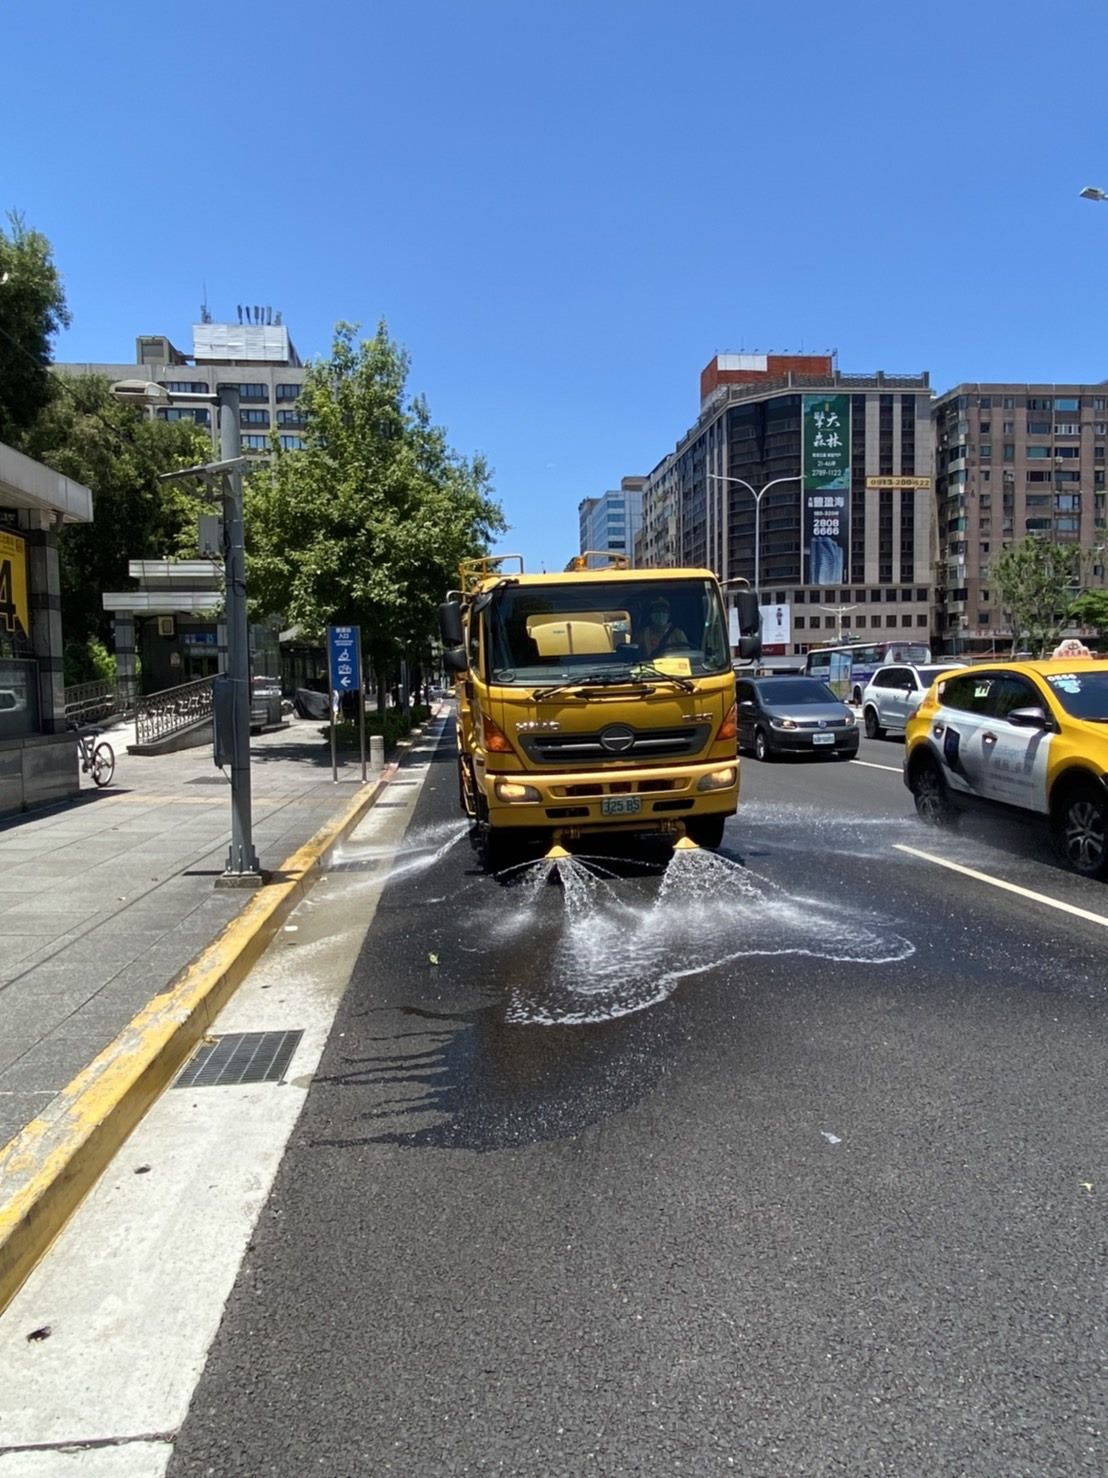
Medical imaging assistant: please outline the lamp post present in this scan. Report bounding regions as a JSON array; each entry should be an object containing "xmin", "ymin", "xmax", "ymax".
[
  {"xmin": 112, "ymin": 379, "xmax": 264, "ymax": 886},
  {"xmin": 706, "ymin": 473, "xmax": 801, "ymax": 601},
  {"xmin": 1080, "ymin": 185, "xmax": 1108, "ymax": 201},
  {"xmin": 819, "ymin": 603, "xmax": 858, "ymax": 643}
]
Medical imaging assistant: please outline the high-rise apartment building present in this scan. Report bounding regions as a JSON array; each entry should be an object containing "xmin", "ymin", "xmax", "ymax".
[
  {"xmin": 640, "ymin": 355, "xmax": 934, "ymax": 653},
  {"xmin": 934, "ymin": 383, "xmax": 1108, "ymax": 654},
  {"xmin": 58, "ymin": 309, "xmax": 307, "ymax": 468},
  {"xmin": 578, "ymin": 477, "xmax": 644, "ymax": 562}
]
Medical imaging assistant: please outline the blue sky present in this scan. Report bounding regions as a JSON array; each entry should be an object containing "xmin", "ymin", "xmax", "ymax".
[{"xmin": 7, "ymin": 0, "xmax": 1108, "ymax": 571}]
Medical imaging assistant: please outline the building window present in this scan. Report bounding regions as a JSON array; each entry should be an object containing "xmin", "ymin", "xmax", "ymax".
[
  {"xmin": 1095, "ymin": 398, "xmax": 1106, "ymax": 412},
  {"xmin": 238, "ymin": 383, "xmax": 268, "ymax": 400},
  {"xmin": 276, "ymin": 383, "xmax": 301, "ymax": 401},
  {"xmin": 885, "ymin": 615, "xmax": 897, "ymax": 627},
  {"xmin": 161, "ymin": 380, "xmax": 210, "ymax": 394},
  {"xmin": 157, "ymin": 406, "xmax": 209, "ymax": 424},
  {"xmin": 276, "ymin": 409, "xmax": 303, "ymax": 426},
  {"xmin": 1026, "ymin": 445, "xmax": 1049, "ymax": 459},
  {"xmin": 279, "ymin": 435, "xmax": 304, "ymax": 451},
  {"xmin": 1055, "ymin": 397, "xmax": 1080, "ymax": 411},
  {"xmin": 980, "ymin": 444, "xmax": 991, "ymax": 459},
  {"xmin": 794, "ymin": 590, "xmax": 805, "ymax": 603},
  {"xmin": 795, "ymin": 616, "xmax": 805, "ymax": 629},
  {"xmin": 1003, "ymin": 444, "xmax": 1015, "ymax": 460},
  {"xmin": 980, "ymin": 396, "xmax": 992, "ymax": 409},
  {"xmin": 1003, "ymin": 397, "xmax": 1015, "ymax": 409},
  {"xmin": 240, "ymin": 409, "xmax": 270, "ymax": 426},
  {"xmin": 982, "ymin": 470, "xmax": 991, "ymax": 481},
  {"xmin": 916, "ymin": 614, "xmax": 928, "ymax": 627},
  {"xmin": 241, "ymin": 434, "xmax": 268, "ymax": 450},
  {"xmin": 1055, "ymin": 423, "xmax": 1080, "ymax": 437}
]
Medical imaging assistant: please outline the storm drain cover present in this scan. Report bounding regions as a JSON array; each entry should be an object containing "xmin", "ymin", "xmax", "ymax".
[{"xmin": 174, "ymin": 1030, "xmax": 303, "ymax": 1088}]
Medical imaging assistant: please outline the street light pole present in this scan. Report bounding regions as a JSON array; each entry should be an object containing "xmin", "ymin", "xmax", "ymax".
[
  {"xmin": 217, "ymin": 386, "xmax": 262, "ymax": 884},
  {"xmin": 113, "ymin": 378, "xmax": 264, "ymax": 886},
  {"xmin": 819, "ymin": 603, "xmax": 858, "ymax": 643},
  {"xmin": 706, "ymin": 473, "xmax": 801, "ymax": 601}
]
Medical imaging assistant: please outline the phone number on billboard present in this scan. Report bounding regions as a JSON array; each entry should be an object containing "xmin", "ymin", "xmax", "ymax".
[{"xmin": 811, "ymin": 518, "xmax": 841, "ymax": 536}]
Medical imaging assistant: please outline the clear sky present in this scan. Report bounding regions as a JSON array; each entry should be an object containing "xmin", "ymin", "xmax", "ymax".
[{"xmin": 6, "ymin": 0, "xmax": 1108, "ymax": 572}]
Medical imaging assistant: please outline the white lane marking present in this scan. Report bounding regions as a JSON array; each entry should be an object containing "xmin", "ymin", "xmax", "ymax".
[
  {"xmin": 894, "ymin": 843, "xmax": 1108, "ymax": 928},
  {"xmin": 851, "ymin": 759, "xmax": 903, "ymax": 773}
]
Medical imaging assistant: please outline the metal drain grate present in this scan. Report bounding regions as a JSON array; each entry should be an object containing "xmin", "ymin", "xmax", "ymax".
[{"xmin": 174, "ymin": 1030, "xmax": 303, "ymax": 1088}]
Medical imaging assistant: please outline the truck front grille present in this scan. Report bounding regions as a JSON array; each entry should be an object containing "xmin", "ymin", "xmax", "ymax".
[{"xmin": 518, "ymin": 724, "xmax": 710, "ymax": 765}]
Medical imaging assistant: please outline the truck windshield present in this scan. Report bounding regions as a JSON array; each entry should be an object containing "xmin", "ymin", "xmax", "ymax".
[{"xmin": 485, "ymin": 578, "xmax": 730, "ymax": 684}]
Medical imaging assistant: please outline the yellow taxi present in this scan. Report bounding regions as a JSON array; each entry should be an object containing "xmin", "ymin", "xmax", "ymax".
[{"xmin": 903, "ymin": 657, "xmax": 1108, "ymax": 878}]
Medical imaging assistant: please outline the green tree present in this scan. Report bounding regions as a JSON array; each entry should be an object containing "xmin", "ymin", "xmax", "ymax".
[
  {"xmin": 18, "ymin": 375, "xmax": 212, "ymax": 645},
  {"xmin": 988, "ymin": 536, "xmax": 1085, "ymax": 654},
  {"xmin": 0, "ymin": 212, "xmax": 70, "ymax": 444},
  {"xmin": 1067, "ymin": 588, "xmax": 1108, "ymax": 646},
  {"xmin": 246, "ymin": 322, "xmax": 505, "ymax": 701}
]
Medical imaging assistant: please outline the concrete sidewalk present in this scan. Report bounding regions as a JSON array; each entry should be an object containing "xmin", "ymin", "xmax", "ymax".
[{"xmin": 0, "ymin": 715, "xmax": 387, "ymax": 1151}]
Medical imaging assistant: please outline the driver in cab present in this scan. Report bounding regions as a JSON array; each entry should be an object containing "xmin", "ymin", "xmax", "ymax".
[{"xmin": 634, "ymin": 597, "xmax": 688, "ymax": 659}]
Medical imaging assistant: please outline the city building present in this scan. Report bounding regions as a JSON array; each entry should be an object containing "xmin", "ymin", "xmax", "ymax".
[
  {"xmin": 933, "ymin": 383, "xmax": 1108, "ymax": 655},
  {"xmin": 58, "ymin": 306, "xmax": 308, "ymax": 468},
  {"xmin": 57, "ymin": 309, "xmax": 303, "ymax": 692},
  {"xmin": 578, "ymin": 477, "xmax": 644, "ymax": 563},
  {"xmin": 639, "ymin": 354, "xmax": 934, "ymax": 655}
]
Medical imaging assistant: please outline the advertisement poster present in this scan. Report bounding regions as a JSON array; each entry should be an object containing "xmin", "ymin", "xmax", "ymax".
[
  {"xmin": 759, "ymin": 602, "xmax": 791, "ymax": 655},
  {"xmin": 802, "ymin": 395, "xmax": 851, "ymax": 586},
  {"xmin": 0, "ymin": 529, "xmax": 30, "ymax": 641}
]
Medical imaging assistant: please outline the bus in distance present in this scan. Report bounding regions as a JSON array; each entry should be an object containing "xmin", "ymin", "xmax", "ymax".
[{"xmin": 804, "ymin": 640, "xmax": 932, "ymax": 704}]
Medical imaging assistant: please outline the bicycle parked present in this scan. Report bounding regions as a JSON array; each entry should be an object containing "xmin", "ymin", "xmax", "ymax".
[{"xmin": 72, "ymin": 724, "xmax": 116, "ymax": 787}]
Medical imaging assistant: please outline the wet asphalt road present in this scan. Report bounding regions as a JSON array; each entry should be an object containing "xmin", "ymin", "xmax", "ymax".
[{"xmin": 170, "ymin": 721, "xmax": 1108, "ymax": 1477}]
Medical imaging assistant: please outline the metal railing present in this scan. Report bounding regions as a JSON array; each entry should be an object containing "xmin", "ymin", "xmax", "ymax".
[
  {"xmin": 63, "ymin": 676, "xmax": 138, "ymax": 727},
  {"xmin": 135, "ymin": 674, "xmax": 220, "ymax": 746}
]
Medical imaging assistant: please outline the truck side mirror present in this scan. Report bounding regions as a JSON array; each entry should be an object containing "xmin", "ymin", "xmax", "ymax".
[
  {"xmin": 737, "ymin": 633, "xmax": 762, "ymax": 661},
  {"xmin": 733, "ymin": 590, "xmax": 760, "ymax": 636},
  {"xmin": 443, "ymin": 647, "xmax": 468, "ymax": 674},
  {"xmin": 439, "ymin": 599, "xmax": 464, "ymax": 647}
]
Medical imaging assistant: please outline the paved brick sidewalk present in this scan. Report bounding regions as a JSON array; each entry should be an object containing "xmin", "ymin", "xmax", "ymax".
[{"xmin": 0, "ymin": 716, "xmax": 381, "ymax": 1148}]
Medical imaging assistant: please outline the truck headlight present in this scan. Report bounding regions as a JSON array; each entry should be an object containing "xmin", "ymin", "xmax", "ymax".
[
  {"xmin": 495, "ymin": 780, "xmax": 541, "ymax": 803},
  {"xmin": 697, "ymin": 766, "xmax": 737, "ymax": 792}
]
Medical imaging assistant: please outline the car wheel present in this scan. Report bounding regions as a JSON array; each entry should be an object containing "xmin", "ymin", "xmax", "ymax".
[
  {"xmin": 754, "ymin": 727, "xmax": 772, "ymax": 762},
  {"xmin": 1051, "ymin": 784, "xmax": 1108, "ymax": 879},
  {"xmin": 912, "ymin": 757, "xmax": 958, "ymax": 828},
  {"xmin": 864, "ymin": 706, "xmax": 884, "ymax": 740},
  {"xmin": 684, "ymin": 814, "xmax": 727, "ymax": 849}
]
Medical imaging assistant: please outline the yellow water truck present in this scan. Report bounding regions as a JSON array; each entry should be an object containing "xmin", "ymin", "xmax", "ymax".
[{"xmin": 439, "ymin": 554, "xmax": 761, "ymax": 870}]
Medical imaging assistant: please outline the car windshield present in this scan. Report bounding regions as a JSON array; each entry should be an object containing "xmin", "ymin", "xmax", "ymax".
[
  {"xmin": 1042, "ymin": 669, "xmax": 1108, "ymax": 720},
  {"xmin": 756, "ymin": 679, "xmax": 838, "ymax": 704},
  {"xmin": 484, "ymin": 577, "xmax": 730, "ymax": 684},
  {"xmin": 917, "ymin": 666, "xmax": 958, "ymax": 684}
]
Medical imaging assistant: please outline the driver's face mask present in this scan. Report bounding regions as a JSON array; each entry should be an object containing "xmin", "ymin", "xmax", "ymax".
[{"xmin": 649, "ymin": 608, "xmax": 668, "ymax": 629}]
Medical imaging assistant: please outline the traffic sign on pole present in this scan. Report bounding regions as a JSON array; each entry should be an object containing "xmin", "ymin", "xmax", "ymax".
[{"xmin": 326, "ymin": 625, "xmax": 365, "ymax": 784}]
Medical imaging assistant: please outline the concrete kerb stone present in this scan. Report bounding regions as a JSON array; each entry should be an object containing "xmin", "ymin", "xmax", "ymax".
[{"xmin": 0, "ymin": 759, "xmax": 401, "ymax": 1315}]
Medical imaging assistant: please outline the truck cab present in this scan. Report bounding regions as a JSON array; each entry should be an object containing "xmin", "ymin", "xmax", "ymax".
[{"xmin": 440, "ymin": 555, "xmax": 761, "ymax": 869}]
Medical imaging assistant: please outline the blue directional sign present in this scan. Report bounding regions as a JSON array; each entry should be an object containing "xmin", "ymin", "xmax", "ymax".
[{"xmin": 327, "ymin": 624, "xmax": 361, "ymax": 703}]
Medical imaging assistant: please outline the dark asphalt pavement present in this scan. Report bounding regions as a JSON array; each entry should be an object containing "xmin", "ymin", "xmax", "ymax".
[{"xmin": 169, "ymin": 725, "xmax": 1108, "ymax": 1477}]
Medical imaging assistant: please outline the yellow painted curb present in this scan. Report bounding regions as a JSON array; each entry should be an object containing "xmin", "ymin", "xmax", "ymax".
[{"xmin": 0, "ymin": 772, "xmax": 391, "ymax": 1314}]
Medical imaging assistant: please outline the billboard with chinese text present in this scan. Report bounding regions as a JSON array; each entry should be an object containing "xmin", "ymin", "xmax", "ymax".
[{"xmin": 802, "ymin": 395, "xmax": 851, "ymax": 586}]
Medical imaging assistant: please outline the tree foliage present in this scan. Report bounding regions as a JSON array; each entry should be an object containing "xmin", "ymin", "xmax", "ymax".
[
  {"xmin": 18, "ymin": 375, "xmax": 213, "ymax": 644},
  {"xmin": 988, "ymin": 537, "xmax": 1085, "ymax": 654},
  {"xmin": 246, "ymin": 322, "xmax": 505, "ymax": 687},
  {"xmin": 0, "ymin": 212, "xmax": 71, "ymax": 444},
  {"xmin": 1067, "ymin": 589, "xmax": 1108, "ymax": 645}
]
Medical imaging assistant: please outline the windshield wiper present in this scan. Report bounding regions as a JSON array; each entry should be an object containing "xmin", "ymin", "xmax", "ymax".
[
  {"xmin": 532, "ymin": 664, "xmax": 694, "ymax": 700},
  {"xmin": 531, "ymin": 672, "xmax": 638, "ymax": 701},
  {"xmin": 626, "ymin": 662, "xmax": 695, "ymax": 693}
]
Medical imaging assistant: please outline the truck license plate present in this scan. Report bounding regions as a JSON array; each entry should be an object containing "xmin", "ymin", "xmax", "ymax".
[
  {"xmin": 602, "ymin": 795, "xmax": 642, "ymax": 816},
  {"xmin": 812, "ymin": 732, "xmax": 835, "ymax": 745}
]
